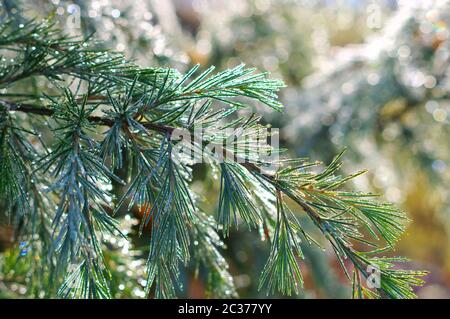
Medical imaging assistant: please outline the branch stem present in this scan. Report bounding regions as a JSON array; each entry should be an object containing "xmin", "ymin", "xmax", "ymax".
[{"xmin": 1, "ymin": 98, "xmax": 323, "ymax": 222}]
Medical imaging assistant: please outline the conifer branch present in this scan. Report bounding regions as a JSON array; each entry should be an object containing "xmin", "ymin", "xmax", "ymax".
[{"xmin": 0, "ymin": 15, "xmax": 427, "ymax": 299}]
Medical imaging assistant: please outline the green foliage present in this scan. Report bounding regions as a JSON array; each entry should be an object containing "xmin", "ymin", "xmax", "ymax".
[
  {"xmin": 259, "ymin": 192, "xmax": 303, "ymax": 295},
  {"xmin": 0, "ymin": 112, "xmax": 29, "ymax": 217},
  {"xmin": 218, "ymin": 162, "xmax": 260, "ymax": 236},
  {"xmin": 0, "ymin": 15, "xmax": 426, "ymax": 299}
]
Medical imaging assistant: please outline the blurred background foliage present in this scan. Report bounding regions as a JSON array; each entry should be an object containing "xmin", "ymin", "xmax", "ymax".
[{"xmin": 1, "ymin": 0, "xmax": 449, "ymax": 298}]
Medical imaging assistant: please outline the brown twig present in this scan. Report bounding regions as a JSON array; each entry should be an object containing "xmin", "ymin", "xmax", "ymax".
[{"xmin": 2, "ymin": 98, "xmax": 322, "ymax": 223}]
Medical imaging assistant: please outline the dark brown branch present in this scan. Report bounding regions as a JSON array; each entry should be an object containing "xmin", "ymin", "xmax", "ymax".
[
  {"xmin": 1, "ymin": 98, "xmax": 321, "ymax": 223},
  {"xmin": 0, "ymin": 99, "xmax": 171, "ymax": 134}
]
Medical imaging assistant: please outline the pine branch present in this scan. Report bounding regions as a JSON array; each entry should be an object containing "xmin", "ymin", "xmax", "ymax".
[
  {"xmin": 0, "ymin": 16, "xmax": 427, "ymax": 299},
  {"xmin": 7, "ymin": 98, "xmax": 427, "ymax": 298},
  {"xmin": 1, "ymin": 95, "xmax": 427, "ymax": 298}
]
